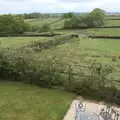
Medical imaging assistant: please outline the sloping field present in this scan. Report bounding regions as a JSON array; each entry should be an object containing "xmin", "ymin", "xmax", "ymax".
[
  {"xmin": 26, "ymin": 38, "xmax": 120, "ymax": 85},
  {"xmin": 25, "ymin": 18, "xmax": 65, "ymax": 29}
]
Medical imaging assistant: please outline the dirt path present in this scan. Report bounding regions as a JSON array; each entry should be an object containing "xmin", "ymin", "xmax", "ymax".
[{"xmin": 63, "ymin": 97, "xmax": 120, "ymax": 120}]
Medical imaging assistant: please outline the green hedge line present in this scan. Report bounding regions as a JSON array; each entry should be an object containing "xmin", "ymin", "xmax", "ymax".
[{"xmin": 0, "ymin": 49, "xmax": 120, "ymax": 105}]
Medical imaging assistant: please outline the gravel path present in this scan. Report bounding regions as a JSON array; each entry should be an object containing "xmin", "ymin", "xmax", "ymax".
[{"xmin": 63, "ymin": 97, "xmax": 120, "ymax": 120}]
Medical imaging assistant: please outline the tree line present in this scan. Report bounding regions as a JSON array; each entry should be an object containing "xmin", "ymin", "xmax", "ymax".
[
  {"xmin": 64, "ymin": 8, "xmax": 105, "ymax": 28},
  {"xmin": 0, "ymin": 8, "xmax": 105, "ymax": 34}
]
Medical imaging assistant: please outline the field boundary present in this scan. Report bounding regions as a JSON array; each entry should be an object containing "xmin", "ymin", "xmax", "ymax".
[
  {"xmin": 89, "ymin": 35, "xmax": 120, "ymax": 39},
  {"xmin": 0, "ymin": 33, "xmax": 62, "ymax": 37},
  {"xmin": 97, "ymin": 26, "xmax": 120, "ymax": 28}
]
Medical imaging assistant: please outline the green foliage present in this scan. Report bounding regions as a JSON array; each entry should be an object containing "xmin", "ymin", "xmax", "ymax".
[
  {"xmin": 23, "ymin": 13, "xmax": 52, "ymax": 19},
  {"xmin": 88, "ymin": 8, "xmax": 105, "ymax": 27},
  {"xmin": 64, "ymin": 8, "xmax": 105, "ymax": 28},
  {"xmin": 25, "ymin": 35, "xmax": 76, "ymax": 52},
  {"xmin": 0, "ymin": 15, "xmax": 29, "ymax": 34},
  {"xmin": 31, "ymin": 23, "xmax": 52, "ymax": 33},
  {"xmin": 0, "ymin": 50, "xmax": 64, "ymax": 87},
  {"xmin": 0, "ymin": 49, "xmax": 119, "ymax": 104},
  {"xmin": 23, "ymin": 12, "xmax": 42, "ymax": 19},
  {"xmin": 64, "ymin": 16, "xmax": 88, "ymax": 28},
  {"xmin": 62, "ymin": 12, "xmax": 75, "ymax": 19},
  {"xmin": 40, "ymin": 24, "xmax": 52, "ymax": 32}
]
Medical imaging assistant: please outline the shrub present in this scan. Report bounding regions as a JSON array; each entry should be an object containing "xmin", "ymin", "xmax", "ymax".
[
  {"xmin": 62, "ymin": 12, "xmax": 75, "ymax": 19},
  {"xmin": 64, "ymin": 8, "xmax": 105, "ymax": 29},
  {"xmin": 0, "ymin": 15, "xmax": 29, "ymax": 34},
  {"xmin": 31, "ymin": 23, "xmax": 52, "ymax": 33},
  {"xmin": 0, "ymin": 49, "xmax": 119, "ymax": 105},
  {"xmin": 0, "ymin": 50, "xmax": 64, "ymax": 87}
]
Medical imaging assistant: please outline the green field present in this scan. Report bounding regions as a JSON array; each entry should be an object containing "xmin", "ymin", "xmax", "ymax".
[
  {"xmin": 86, "ymin": 28, "xmax": 120, "ymax": 36},
  {"xmin": 0, "ymin": 15, "xmax": 120, "ymax": 115},
  {"xmin": 0, "ymin": 37, "xmax": 50, "ymax": 48},
  {"xmin": 0, "ymin": 35, "xmax": 120, "ymax": 83},
  {"xmin": 25, "ymin": 18, "xmax": 59, "ymax": 26},
  {"xmin": 24, "ymin": 38, "xmax": 120, "ymax": 84},
  {"xmin": 106, "ymin": 16, "xmax": 120, "ymax": 20},
  {"xmin": 0, "ymin": 81, "xmax": 75, "ymax": 120},
  {"xmin": 25, "ymin": 18, "xmax": 65, "ymax": 29},
  {"xmin": 105, "ymin": 20, "xmax": 120, "ymax": 26}
]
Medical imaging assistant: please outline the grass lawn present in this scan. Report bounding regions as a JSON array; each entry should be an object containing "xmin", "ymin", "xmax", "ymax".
[
  {"xmin": 0, "ymin": 37, "xmax": 50, "ymax": 48},
  {"xmin": 0, "ymin": 81, "xmax": 75, "ymax": 120}
]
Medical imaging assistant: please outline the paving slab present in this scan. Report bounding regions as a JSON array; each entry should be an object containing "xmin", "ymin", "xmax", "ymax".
[{"xmin": 63, "ymin": 97, "xmax": 120, "ymax": 120}]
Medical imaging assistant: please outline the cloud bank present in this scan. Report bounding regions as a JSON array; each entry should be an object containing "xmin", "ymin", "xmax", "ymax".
[{"xmin": 0, "ymin": 0, "xmax": 119, "ymax": 14}]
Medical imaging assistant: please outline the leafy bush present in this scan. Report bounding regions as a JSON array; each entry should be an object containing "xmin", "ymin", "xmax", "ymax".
[
  {"xmin": 31, "ymin": 23, "xmax": 52, "ymax": 33},
  {"xmin": 0, "ymin": 50, "xmax": 64, "ymax": 87},
  {"xmin": 0, "ymin": 49, "xmax": 119, "ymax": 105},
  {"xmin": 64, "ymin": 8, "xmax": 105, "ymax": 29},
  {"xmin": 0, "ymin": 15, "xmax": 29, "ymax": 34},
  {"xmin": 62, "ymin": 12, "xmax": 75, "ymax": 19}
]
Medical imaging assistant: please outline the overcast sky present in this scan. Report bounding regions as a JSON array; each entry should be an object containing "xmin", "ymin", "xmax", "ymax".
[{"xmin": 0, "ymin": 0, "xmax": 120, "ymax": 14}]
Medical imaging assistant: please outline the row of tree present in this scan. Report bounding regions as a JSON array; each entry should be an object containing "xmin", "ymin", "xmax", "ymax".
[
  {"xmin": 0, "ymin": 8, "xmax": 105, "ymax": 34},
  {"xmin": 19, "ymin": 13, "xmax": 61, "ymax": 19}
]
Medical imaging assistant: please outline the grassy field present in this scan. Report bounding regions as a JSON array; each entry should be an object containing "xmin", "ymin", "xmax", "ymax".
[
  {"xmin": 86, "ymin": 28, "xmax": 120, "ymax": 36},
  {"xmin": 0, "ymin": 81, "xmax": 75, "ymax": 120},
  {"xmin": 106, "ymin": 16, "xmax": 120, "ymax": 20},
  {"xmin": 25, "ymin": 18, "xmax": 64, "ymax": 29},
  {"xmin": 26, "ymin": 38, "xmax": 120, "ymax": 83},
  {"xmin": 105, "ymin": 20, "xmax": 120, "ymax": 26},
  {"xmin": 0, "ymin": 37, "xmax": 51, "ymax": 48},
  {"xmin": 0, "ymin": 16, "xmax": 120, "ymax": 112},
  {"xmin": 0, "ymin": 36, "xmax": 120, "ymax": 82}
]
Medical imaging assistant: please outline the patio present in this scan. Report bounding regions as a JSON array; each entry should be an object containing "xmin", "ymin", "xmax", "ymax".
[{"xmin": 63, "ymin": 98, "xmax": 120, "ymax": 120}]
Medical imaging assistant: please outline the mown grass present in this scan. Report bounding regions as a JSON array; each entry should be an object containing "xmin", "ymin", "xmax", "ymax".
[
  {"xmin": 0, "ymin": 37, "xmax": 51, "ymax": 48},
  {"xmin": 0, "ymin": 81, "xmax": 75, "ymax": 120}
]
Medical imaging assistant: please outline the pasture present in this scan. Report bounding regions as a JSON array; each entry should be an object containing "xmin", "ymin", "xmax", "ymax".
[
  {"xmin": 25, "ymin": 18, "xmax": 65, "ymax": 29},
  {"xmin": 1, "ymin": 16, "xmax": 120, "ymax": 88},
  {"xmin": 0, "ymin": 37, "xmax": 50, "ymax": 48},
  {"xmin": 105, "ymin": 20, "xmax": 120, "ymax": 26},
  {"xmin": 0, "ymin": 13, "xmax": 120, "ymax": 119},
  {"xmin": 29, "ymin": 38, "xmax": 120, "ymax": 84},
  {"xmin": 86, "ymin": 28, "xmax": 120, "ymax": 36}
]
